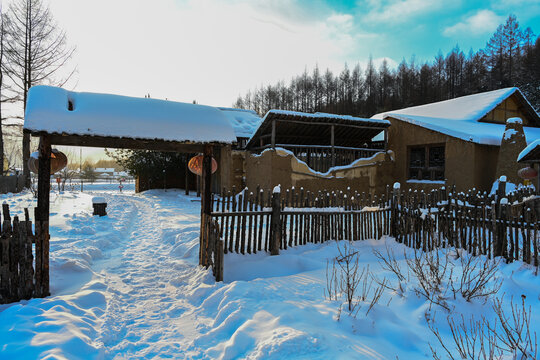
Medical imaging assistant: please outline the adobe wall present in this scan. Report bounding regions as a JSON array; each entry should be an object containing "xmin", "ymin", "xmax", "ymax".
[
  {"xmin": 495, "ymin": 119, "xmax": 528, "ymax": 185},
  {"xmin": 386, "ymin": 118, "xmax": 499, "ymax": 193},
  {"xmin": 245, "ymin": 149, "xmax": 394, "ymax": 195}
]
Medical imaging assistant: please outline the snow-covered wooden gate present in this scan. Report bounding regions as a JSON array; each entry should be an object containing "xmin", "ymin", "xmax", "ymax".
[{"xmin": 22, "ymin": 85, "xmax": 236, "ymax": 299}]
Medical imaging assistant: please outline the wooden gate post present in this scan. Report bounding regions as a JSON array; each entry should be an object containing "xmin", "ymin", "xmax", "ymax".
[
  {"xmin": 270, "ymin": 186, "xmax": 281, "ymax": 255},
  {"xmin": 199, "ymin": 145, "xmax": 213, "ymax": 267},
  {"xmin": 36, "ymin": 135, "xmax": 51, "ymax": 298}
]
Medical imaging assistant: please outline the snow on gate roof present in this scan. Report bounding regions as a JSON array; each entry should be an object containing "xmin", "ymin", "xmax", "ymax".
[
  {"xmin": 24, "ymin": 86, "xmax": 236, "ymax": 144},
  {"xmin": 371, "ymin": 87, "xmax": 540, "ymax": 146},
  {"xmin": 218, "ymin": 107, "xmax": 262, "ymax": 138}
]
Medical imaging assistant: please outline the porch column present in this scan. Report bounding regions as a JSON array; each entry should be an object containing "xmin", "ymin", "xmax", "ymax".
[
  {"xmin": 331, "ymin": 125, "xmax": 335, "ymax": 167},
  {"xmin": 36, "ymin": 135, "xmax": 51, "ymax": 297},
  {"xmin": 271, "ymin": 119, "xmax": 276, "ymax": 149}
]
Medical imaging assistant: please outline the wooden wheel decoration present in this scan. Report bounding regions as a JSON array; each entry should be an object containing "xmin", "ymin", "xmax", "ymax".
[
  {"xmin": 188, "ymin": 154, "xmax": 218, "ymax": 176},
  {"xmin": 28, "ymin": 149, "xmax": 68, "ymax": 174}
]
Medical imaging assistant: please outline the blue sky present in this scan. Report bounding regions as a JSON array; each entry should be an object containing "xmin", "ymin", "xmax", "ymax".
[{"xmin": 295, "ymin": 0, "xmax": 540, "ymax": 63}]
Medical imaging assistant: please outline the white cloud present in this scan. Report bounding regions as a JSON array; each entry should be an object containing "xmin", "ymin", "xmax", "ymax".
[
  {"xmin": 443, "ymin": 10, "xmax": 504, "ymax": 37},
  {"xmin": 33, "ymin": 0, "xmax": 372, "ymax": 108},
  {"xmin": 364, "ymin": 0, "xmax": 446, "ymax": 24}
]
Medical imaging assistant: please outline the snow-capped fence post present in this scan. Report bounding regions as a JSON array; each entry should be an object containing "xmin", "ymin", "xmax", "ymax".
[
  {"xmin": 391, "ymin": 182, "xmax": 400, "ymax": 239},
  {"xmin": 493, "ymin": 177, "xmax": 507, "ymax": 258},
  {"xmin": 270, "ymin": 186, "xmax": 281, "ymax": 255}
]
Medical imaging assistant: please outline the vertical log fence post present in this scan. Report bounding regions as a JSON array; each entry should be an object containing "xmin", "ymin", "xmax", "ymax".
[
  {"xmin": 391, "ymin": 182, "xmax": 400, "ymax": 238},
  {"xmin": 270, "ymin": 186, "xmax": 281, "ymax": 256},
  {"xmin": 494, "ymin": 177, "xmax": 506, "ymax": 258}
]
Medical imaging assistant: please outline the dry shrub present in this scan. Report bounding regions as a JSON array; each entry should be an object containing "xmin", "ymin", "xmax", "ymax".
[
  {"xmin": 326, "ymin": 241, "xmax": 387, "ymax": 319},
  {"xmin": 429, "ymin": 295, "xmax": 537, "ymax": 360},
  {"xmin": 373, "ymin": 245, "xmax": 502, "ymax": 311}
]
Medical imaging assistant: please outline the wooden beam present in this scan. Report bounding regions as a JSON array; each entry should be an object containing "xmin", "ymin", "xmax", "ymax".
[
  {"xmin": 185, "ymin": 154, "xmax": 189, "ymax": 195},
  {"xmin": 274, "ymin": 118, "xmax": 390, "ymax": 130},
  {"xmin": 40, "ymin": 132, "xmax": 218, "ymax": 153}
]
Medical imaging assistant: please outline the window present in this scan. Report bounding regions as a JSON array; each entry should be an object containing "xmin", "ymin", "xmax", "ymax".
[{"xmin": 408, "ymin": 145, "xmax": 445, "ymax": 180}]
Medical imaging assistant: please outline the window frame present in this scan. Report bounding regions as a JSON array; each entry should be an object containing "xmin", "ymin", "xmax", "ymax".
[{"xmin": 407, "ymin": 143, "xmax": 445, "ymax": 181}]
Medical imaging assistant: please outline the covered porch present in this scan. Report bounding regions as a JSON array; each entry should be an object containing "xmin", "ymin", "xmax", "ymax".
[{"xmin": 245, "ymin": 110, "xmax": 391, "ymax": 173}]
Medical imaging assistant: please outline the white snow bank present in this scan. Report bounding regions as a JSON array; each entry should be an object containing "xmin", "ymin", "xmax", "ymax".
[
  {"xmin": 92, "ymin": 196, "xmax": 106, "ymax": 204},
  {"xmin": 24, "ymin": 85, "xmax": 236, "ymax": 144},
  {"xmin": 2, "ymin": 189, "xmax": 539, "ymax": 359}
]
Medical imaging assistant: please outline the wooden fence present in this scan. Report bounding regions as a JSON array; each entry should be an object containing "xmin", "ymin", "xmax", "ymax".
[
  {"xmin": 209, "ymin": 185, "xmax": 391, "ymax": 257},
  {"xmin": 202, "ymin": 181, "xmax": 540, "ymax": 281},
  {"xmin": 0, "ymin": 204, "xmax": 50, "ymax": 304},
  {"xmin": 391, "ymin": 181, "xmax": 539, "ymax": 266}
]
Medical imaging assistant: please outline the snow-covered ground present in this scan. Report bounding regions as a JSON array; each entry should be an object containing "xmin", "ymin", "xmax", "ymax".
[{"xmin": 0, "ymin": 189, "xmax": 538, "ymax": 359}]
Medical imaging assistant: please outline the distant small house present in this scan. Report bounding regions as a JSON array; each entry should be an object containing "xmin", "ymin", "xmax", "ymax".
[
  {"xmin": 372, "ymin": 87, "xmax": 540, "ymax": 192},
  {"xmin": 95, "ymin": 168, "xmax": 115, "ymax": 178}
]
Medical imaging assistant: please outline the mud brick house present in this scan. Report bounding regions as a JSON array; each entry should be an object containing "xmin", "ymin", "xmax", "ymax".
[{"xmin": 371, "ymin": 87, "xmax": 540, "ymax": 192}]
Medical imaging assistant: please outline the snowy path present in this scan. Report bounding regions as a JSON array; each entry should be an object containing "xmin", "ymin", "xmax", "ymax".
[{"xmin": 1, "ymin": 189, "xmax": 539, "ymax": 359}]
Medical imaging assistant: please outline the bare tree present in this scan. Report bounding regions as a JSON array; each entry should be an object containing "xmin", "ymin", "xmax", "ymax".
[
  {"xmin": 4, "ymin": 0, "xmax": 75, "ymax": 188},
  {"xmin": 0, "ymin": 10, "xmax": 20, "ymax": 175}
]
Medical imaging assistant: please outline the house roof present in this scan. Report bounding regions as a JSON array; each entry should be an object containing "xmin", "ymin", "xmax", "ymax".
[
  {"xmin": 246, "ymin": 110, "xmax": 390, "ymax": 149},
  {"xmin": 371, "ymin": 87, "xmax": 540, "ymax": 146},
  {"xmin": 218, "ymin": 107, "xmax": 262, "ymax": 138},
  {"xmin": 24, "ymin": 85, "xmax": 236, "ymax": 145},
  {"xmin": 518, "ymin": 139, "xmax": 540, "ymax": 163}
]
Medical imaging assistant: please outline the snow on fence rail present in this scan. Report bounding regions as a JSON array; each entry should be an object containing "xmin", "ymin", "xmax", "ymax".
[
  {"xmin": 203, "ymin": 181, "xmax": 539, "ymax": 281},
  {"xmin": 0, "ymin": 204, "xmax": 49, "ymax": 304}
]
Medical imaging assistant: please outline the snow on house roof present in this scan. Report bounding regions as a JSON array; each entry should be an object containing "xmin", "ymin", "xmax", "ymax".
[
  {"xmin": 518, "ymin": 139, "xmax": 540, "ymax": 162},
  {"xmin": 371, "ymin": 87, "xmax": 540, "ymax": 146},
  {"xmin": 218, "ymin": 107, "xmax": 262, "ymax": 138},
  {"xmin": 270, "ymin": 109, "xmax": 391, "ymax": 125},
  {"xmin": 24, "ymin": 86, "xmax": 236, "ymax": 144}
]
